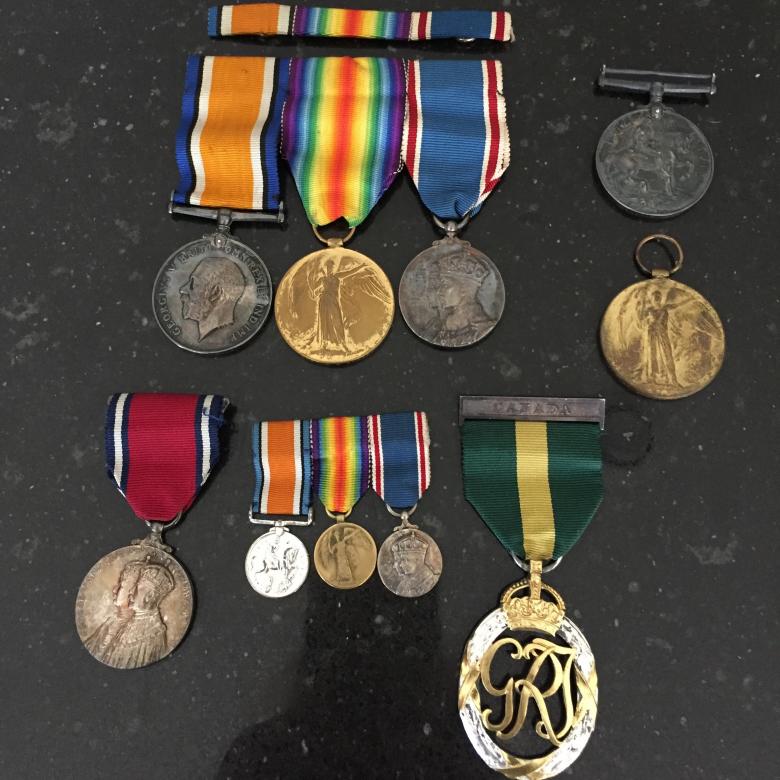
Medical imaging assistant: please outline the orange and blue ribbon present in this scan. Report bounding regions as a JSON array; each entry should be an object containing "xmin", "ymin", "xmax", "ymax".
[
  {"xmin": 173, "ymin": 55, "xmax": 288, "ymax": 212},
  {"xmin": 209, "ymin": 4, "xmax": 513, "ymax": 42},
  {"xmin": 312, "ymin": 416, "xmax": 371, "ymax": 515},
  {"xmin": 282, "ymin": 57, "xmax": 405, "ymax": 228}
]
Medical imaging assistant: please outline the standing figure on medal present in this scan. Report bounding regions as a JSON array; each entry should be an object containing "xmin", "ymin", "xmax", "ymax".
[
  {"xmin": 75, "ymin": 393, "xmax": 229, "ymax": 670},
  {"xmin": 275, "ymin": 57, "xmax": 402, "ymax": 365},
  {"xmin": 155, "ymin": 55, "xmax": 287, "ymax": 355},
  {"xmin": 310, "ymin": 415, "xmax": 377, "ymax": 589},
  {"xmin": 399, "ymin": 59, "xmax": 510, "ymax": 349},
  {"xmin": 368, "ymin": 411, "xmax": 442, "ymax": 598},
  {"xmin": 245, "ymin": 419, "xmax": 313, "ymax": 599}
]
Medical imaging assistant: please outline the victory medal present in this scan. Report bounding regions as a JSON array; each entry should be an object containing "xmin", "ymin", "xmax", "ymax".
[
  {"xmin": 75, "ymin": 393, "xmax": 228, "ymax": 669},
  {"xmin": 458, "ymin": 396, "xmax": 605, "ymax": 778},
  {"xmin": 154, "ymin": 56, "xmax": 287, "ymax": 354}
]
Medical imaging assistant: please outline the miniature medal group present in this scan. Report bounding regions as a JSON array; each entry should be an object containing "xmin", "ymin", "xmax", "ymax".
[{"xmin": 74, "ymin": 4, "xmax": 731, "ymax": 779}]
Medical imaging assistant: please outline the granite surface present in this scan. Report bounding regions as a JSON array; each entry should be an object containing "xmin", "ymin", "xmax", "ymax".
[{"xmin": 1, "ymin": 0, "xmax": 778, "ymax": 778}]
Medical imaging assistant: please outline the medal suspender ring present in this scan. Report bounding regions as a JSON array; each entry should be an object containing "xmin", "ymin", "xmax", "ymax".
[{"xmin": 634, "ymin": 233, "xmax": 685, "ymax": 276}]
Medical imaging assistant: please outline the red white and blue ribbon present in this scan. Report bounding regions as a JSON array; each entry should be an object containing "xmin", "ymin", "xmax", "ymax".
[
  {"xmin": 368, "ymin": 411, "xmax": 431, "ymax": 510},
  {"xmin": 403, "ymin": 59, "xmax": 510, "ymax": 221},
  {"xmin": 105, "ymin": 393, "xmax": 228, "ymax": 523}
]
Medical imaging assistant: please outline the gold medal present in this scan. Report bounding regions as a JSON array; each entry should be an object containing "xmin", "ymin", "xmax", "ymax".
[
  {"xmin": 600, "ymin": 234, "xmax": 725, "ymax": 400},
  {"xmin": 313, "ymin": 517, "xmax": 377, "ymax": 589},
  {"xmin": 275, "ymin": 229, "xmax": 394, "ymax": 365}
]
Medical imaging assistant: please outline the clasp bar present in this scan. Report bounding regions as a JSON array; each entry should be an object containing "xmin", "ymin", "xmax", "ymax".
[
  {"xmin": 459, "ymin": 396, "xmax": 605, "ymax": 429},
  {"xmin": 169, "ymin": 196, "xmax": 285, "ymax": 227},
  {"xmin": 248, "ymin": 506, "xmax": 314, "ymax": 527},
  {"xmin": 598, "ymin": 66, "xmax": 716, "ymax": 102}
]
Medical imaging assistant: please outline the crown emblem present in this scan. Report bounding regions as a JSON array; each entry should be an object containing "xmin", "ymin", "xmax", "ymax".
[
  {"xmin": 437, "ymin": 254, "xmax": 489, "ymax": 283},
  {"xmin": 391, "ymin": 531, "xmax": 428, "ymax": 554},
  {"xmin": 501, "ymin": 580, "xmax": 566, "ymax": 635}
]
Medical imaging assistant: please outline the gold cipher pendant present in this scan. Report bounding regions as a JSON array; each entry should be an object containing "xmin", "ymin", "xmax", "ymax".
[
  {"xmin": 458, "ymin": 562, "xmax": 598, "ymax": 779},
  {"xmin": 313, "ymin": 510, "xmax": 377, "ymax": 589},
  {"xmin": 275, "ymin": 226, "xmax": 394, "ymax": 365},
  {"xmin": 601, "ymin": 233, "xmax": 725, "ymax": 400}
]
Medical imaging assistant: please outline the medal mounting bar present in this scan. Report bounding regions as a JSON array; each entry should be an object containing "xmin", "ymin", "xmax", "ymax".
[
  {"xmin": 168, "ymin": 196, "xmax": 285, "ymax": 226},
  {"xmin": 248, "ymin": 507, "xmax": 314, "ymax": 527},
  {"xmin": 599, "ymin": 66, "xmax": 716, "ymax": 102},
  {"xmin": 459, "ymin": 395, "xmax": 606, "ymax": 429}
]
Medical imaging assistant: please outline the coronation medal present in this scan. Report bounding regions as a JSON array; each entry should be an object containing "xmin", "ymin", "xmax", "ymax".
[
  {"xmin": 275, "ymin": 57, "xmax": 401, "ymax": 365},
  {"xmin": 399, "ymin": 60, "xmax": 509, "ymax": 349},
  {"xmin": 75, "ymin": 393, "xmax": 228, "ymax": 669},
  {"xmin": 595, "ymin": 66, "xmax": 716, "ymax": 218},
  {"xmin": 368, "ymin": 411, "xmax": 441, "ymax": 598},
  {"xmin": 155, "ymin": 56, "xmax": 288, "ymax": 354},
  {"xmin": 457, "ymin": 396, "xmax": 605, "ymax": 778},
  {"xmin": 600, "ymin": 234, "xmax": 725, "ymax": 400},
  {"xmin": 246, "ymin": 419, "xmax": 313, "ymax": 597},
  {"xmin": 311, "ymin": 416, "xmax": 377, "ymax": 589}
]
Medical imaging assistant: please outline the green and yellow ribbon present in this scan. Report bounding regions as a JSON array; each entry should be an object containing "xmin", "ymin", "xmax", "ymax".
[{"xmin": 461, "ymin": 421, "xmax": 603, "ymax": 561}]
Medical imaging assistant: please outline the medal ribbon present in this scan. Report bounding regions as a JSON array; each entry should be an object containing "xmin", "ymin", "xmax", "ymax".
[
  {"xmin": 312, "ymin": 416, "xmax": 371, "ymax": 515},
  {"xmin": 252, "ymin": 419, "xmax": 313, "ymax": 515},
  {"xmin": 282, "ymin": 57, "xmax": 405, "ymax": 227},
  {"xmin": 404, "ymin": 59, "xmax": 510, "ymax": 221},
  {"xmin": 173, "ymin": 55, "xmax": 288, "ymax": 211},
  {"xmin": 209, "ymin": 4, "xmax": 513, "ymax": 42},
  {"xmin": 461, "ymin": 420, "xmax": 602, "ymax": 560},
  {"xmin": 105, "ymin": 393, "xmax": 228, "ymax": 523},
  {"xmin": 367, "ymin": 411, "xmax": 431, "ymax": 509}
]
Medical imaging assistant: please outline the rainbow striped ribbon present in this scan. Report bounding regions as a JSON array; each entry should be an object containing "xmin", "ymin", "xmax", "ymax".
[
  {"xmin": 404, "ymin": 59, "xmax": 510, "ymax": 221},
  {"xmin": 312, "ymin": 416, "xmax": 371, "ymax": 516},
  {"xmin": 173, "ymin": 55, "xmax": 288, "ymax": 211},
  {"xmin": 209, "ymin": 4, "xmax": 513, "ymax": 42},
  {"xmin": 282, "ymin": 57, "xmax": 405, "ymax": 228}
]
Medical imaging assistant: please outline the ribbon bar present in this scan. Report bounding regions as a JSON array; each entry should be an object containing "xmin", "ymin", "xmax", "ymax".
[
  {"xmin": 459, "ymin": 396, "xmax": 606, "ymax": 429},
  {"xmin": 209, "ymin": 4, "xmax": 513, "ymax": 42}
]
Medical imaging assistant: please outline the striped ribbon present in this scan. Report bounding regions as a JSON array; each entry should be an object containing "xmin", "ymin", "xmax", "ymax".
[
  {"xmin": 209, "ymin": 4, "xmax": 513, "ymax": 42},
  {"xmin": 312, "ymin": 416, "xmax": 371, "ymax": 515},
  {"xmin": 367, "ymin": 411, "xmax": 430, "ymax": 509},
  {"xmin": 105, "ymin": 393, "xmax": 228, "ymax": 523},
  {"xmin": 282, "ymin": 57, "xmax": 405, "ymax": 227},
  {"xmin": 461, "ymin": 420, "xmax": 602, "ymax": 561},
  {"xmin": 404, "ymin": 59, "xmax": 510, "ymax": 221},
  {"xmin": 172, "ymin": 55, "xmax": 288, "ymax": 212},
  {"xmin": 251, "ymin": 419, "xmax": 313, "ymax": 515}
]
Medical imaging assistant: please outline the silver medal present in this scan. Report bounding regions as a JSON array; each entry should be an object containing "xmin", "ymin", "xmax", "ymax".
[
  {"xmin": 595, "ymin": 67, "xmax": 716, "ymax": 219},
  {"xmin": 377, "ymin": 526, "xmax": 442, "ymax": 598},
  {"xmin": 155, "ymin": 205, "xmax": 280, "ymax": 355},
  {"xmin": 399, "ymin": 221, "xmax": 504, "ymax": 349},
  {"xmin": 245, "ymin": 527, "xmax": 309, "ymax": 598}
]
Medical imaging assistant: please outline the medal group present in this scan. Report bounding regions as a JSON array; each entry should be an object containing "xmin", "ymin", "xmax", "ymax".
[{"xmin": 75, "ymin": 4, "xmax": 727, "ymax": 779}]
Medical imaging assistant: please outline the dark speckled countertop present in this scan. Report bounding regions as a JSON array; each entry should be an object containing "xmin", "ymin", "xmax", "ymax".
[{"xmin": 1, "ymin": 0, "xmax": 778, "ymax": 778}]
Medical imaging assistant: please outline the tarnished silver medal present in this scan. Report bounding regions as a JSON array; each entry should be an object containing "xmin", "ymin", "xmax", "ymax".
[
  {"xmin": 399, "ymin": 218, "xmax": 505, "ymax": 349},
  {"xmin": 154, "ymin": 204, "xmax": 281, "ymax": 355},
  {"xmin": 595, "ymin": 67, "xmax": 716, "ymax": 218}
]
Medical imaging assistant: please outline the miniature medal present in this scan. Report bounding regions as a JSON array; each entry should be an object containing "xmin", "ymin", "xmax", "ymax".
[
  {"xmin": 368, "ymin": 411, "xmax": 442, "ymax": 598},
  {"xmin": 311, "ymin": 415, "xmax": 377, "ymax": 589},
  {"xmin": 245, "ymin": 419, "xmax": 313, "ymax": 598},
  {"xmin": 601, "ymin": 234, "xmax": 725, "ymax": 400},
  {"xmin": 399, "ymin": 60, "xmax": 509, "ymax": 348},
  {"xmin": 595, "ymin": 66, "xmax": 716, "ymax": 218},
  {"xmin": 458, "ymin": 396, "xmax": 605, "ymax": 779},
  {"xmin": 155, "ymin": 55, "xmax": 288, "ymax": 354},
  {"xmin": 75, "ymin": 393, "xmax": 228, "ymax": 669},
  {"xmin": 276, "ymin": 57, "xmax": 404, "ymax": 364}
]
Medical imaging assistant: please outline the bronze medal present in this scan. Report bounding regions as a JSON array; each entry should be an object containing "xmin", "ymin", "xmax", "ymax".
[
  {"xmin": 600, "ymin": 234, "xmax": 725, "ymax": 400},
  {"xmin": 313, "ymin": 520, "xmax": 377, "ymax": 589}
]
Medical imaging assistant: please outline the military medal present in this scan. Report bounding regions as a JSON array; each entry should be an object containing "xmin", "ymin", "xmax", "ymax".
[
  {"xmin": 154, "ymin": 55, "xmax": 287, "ymax": 354},
  {"xmin": 311, "ymin": 415, "xmax": 377, "ymax": 589},
  {"xmin": 368, "ymin": 411, "xmax": 441, "ymax": 598},
  {"xmin": 458, "ymin": 396, "xmax": 605, "ymax": 778},
  {"xmin": 245, "ymin": 419, "xmax": 313, "ymax": 598},
  {"xmin": 275, "ymin": 57, "xmax": 401, "ymax": 365},
  {"xmin": 75, "ymin": 393, "xmax": 228, "ymax": 669},
  {"xmin": 595, "ymin": 66, "xmax": 717, "ymax": 218},
  {"xmin": 601, "ymin": 234, "xmax": 725, "ymax": 400},
  {"xmin": 399, "ymin": 59, "xmax": 509, "ymax": 349}
]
